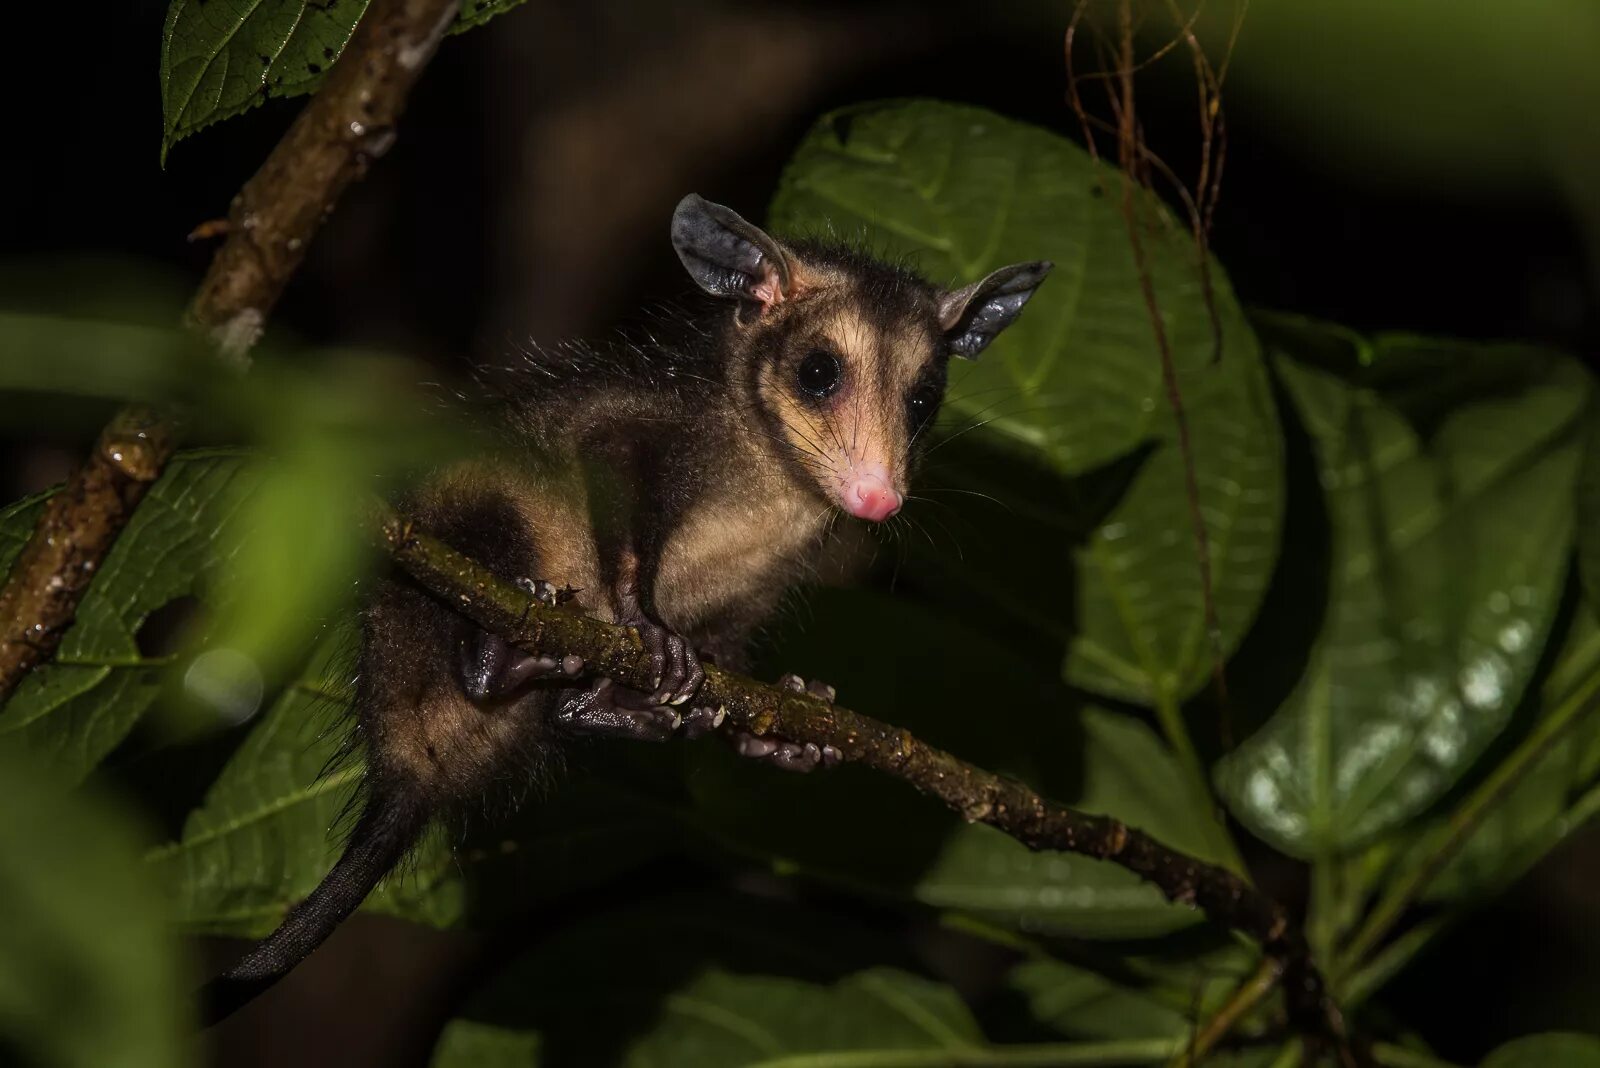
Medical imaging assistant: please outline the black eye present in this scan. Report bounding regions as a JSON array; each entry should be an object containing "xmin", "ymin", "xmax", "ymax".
[
  {"xmin": 796, "ymin": 349, "xmax": 842, "ymax": 398},
  {"xmin": 907, "ymin": 383, "xmax": 941, "ymax": 431}
]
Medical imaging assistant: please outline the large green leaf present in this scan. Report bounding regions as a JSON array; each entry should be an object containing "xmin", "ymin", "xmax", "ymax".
[
  {"xmin": 1577, "ymin": 405, "xmax": 1600, "ymax": 618},
  {"xmin": 148, "ymin": 625, "xmax": 459, "ymax": 935},
  {"xmin": 1427, "ymin": 609, "xmax": 1600, "ymax": 900},
  {"xmin": 151, "ymin": 625, "xmax": 679, "ymax": 936},
  {"xmin": 0, "ymin": 758, "xmax": 191, "ymax": 1068},
  {"xmin": 431, "ymin": 894, "xmax": 988, "ymax": 1067},
  {"xmin": 159, "ymin": 0, "xmax": 529, "ymax": 161},
  {"xmin": 1482, "ymin": 1033, "xmax": 1600, "ymax": 1068},
  {"xmin": 692, "ymin": 590, "xmax": 1237, "ymax": 940},
  {"xmin": 768, "ymin": 99, "xmax": 1283, "ymax": 707},
  {"xmin": 0, "ymin": 450, "xmax": 261, "ymax": 782},
  {"xmin": 1217, "ymin": 318, "xmax": 1589, "ymax": 856}
]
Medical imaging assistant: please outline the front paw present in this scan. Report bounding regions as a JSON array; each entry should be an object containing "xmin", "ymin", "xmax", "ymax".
[{"xmin": 631, "ymin": 618, "xmax": 706, "ymax": 707}]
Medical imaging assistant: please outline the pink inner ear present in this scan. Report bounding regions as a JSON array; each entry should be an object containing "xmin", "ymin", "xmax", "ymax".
[{"xmin": 751, "ymin": 264, "xmax": 786, "ymax": 312}]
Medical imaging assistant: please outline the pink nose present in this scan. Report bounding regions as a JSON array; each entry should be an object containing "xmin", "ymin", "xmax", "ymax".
[{"xmin": 844, "ymin": 475, "xmax": 903, "ymax": 522}]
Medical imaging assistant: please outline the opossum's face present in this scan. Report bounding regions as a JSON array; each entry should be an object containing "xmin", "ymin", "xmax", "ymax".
[
  {"xmin": 671, "ymin": 194, "xmax": 1051, "ymax": 523},
  {"xmin": 748, "ymin": 287, "xmax": 946, "ymax": 521}
]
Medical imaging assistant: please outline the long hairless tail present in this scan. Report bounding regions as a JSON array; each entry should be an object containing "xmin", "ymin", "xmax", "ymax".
[{"xmin": 199, "ymin": 792, "xmax": 427, "ymax": 1026}]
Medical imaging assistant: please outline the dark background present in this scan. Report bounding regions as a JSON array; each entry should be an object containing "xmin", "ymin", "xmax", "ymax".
[{"xmin": 3, "ymin": 1, "xmax": 1597, "ymax": 1065}]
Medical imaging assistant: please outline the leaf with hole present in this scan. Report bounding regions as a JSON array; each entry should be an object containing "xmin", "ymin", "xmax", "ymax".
[
  {"xmin": 0, "ymin": 450, "xmax": 261, "ymax": 783},
  {"xmin": 1216, "ymin": 317, "xmax": 1590, "ymax": 856},
  {"xmin": 768, "ymin": 98, "xmax": 1282, "ymax": 708}
]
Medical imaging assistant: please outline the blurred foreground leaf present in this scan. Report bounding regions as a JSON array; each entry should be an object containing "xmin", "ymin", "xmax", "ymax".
[
  {"xmin": 1217, "ymin": 317, "xmax": 1589, "ymax": 856},
  {"xmin": 769, "ymin": 98, "xmax": 1283, "ymax": 709},
  {"xmin": 0, "ymin": 758, "xmax": 190, "ymax": 1068}
]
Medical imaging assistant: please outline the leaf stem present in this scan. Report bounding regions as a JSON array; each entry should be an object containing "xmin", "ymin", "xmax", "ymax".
[
  {"xmin": 1165, "ymin": 956, "xmax": 1282, "ymax": 1068},
  {"xmin": 1154, "ymin": 684, "xmax": 1246, "ymax": 875},
  {"xmin": 1337, "ymin": 663, "xmax": 1600, "ymax": 978}
]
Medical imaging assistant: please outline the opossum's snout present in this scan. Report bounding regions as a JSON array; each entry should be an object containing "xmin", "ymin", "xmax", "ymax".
[{"xmin": 840, "ymin": 461, "xmax": 902, "ymax": 522}]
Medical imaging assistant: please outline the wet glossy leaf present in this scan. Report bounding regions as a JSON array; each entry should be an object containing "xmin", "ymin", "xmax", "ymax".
[
  {"xmin": 1428, "ymin": 610, "xmax": 1600, "ymax": 899},
  {"xmin": 0, "ymin": 450, "xmax": 261, "ymax": 783},
  {"xmin": 429, "ymin": 894, "xmax": 988, "ymax": 1068},
  {"xmin": 0, "ymin": 758, "xmax": 191, "ymax": 1068},
  {"xmin": 1481, "ymin": 1033, "xmax": 1600, "ymax": 1068},
  {"xmin": 1217, "ymin": 319, "xmax": 1589, "ymax": 856},
  {"xmin": 692, "ymin": 590, "xmax": 1235, "ymax": 939},
  {"xmin": 769, "ymin": 99, "xmax": 1282, "ymax": 707},
  {"xmin": 159, "ymin": 0, "xmax": 529, "ymax": 161},
  {"xmin": 152, "ymin": 625, "xmax": 677, "ymax": 935}
]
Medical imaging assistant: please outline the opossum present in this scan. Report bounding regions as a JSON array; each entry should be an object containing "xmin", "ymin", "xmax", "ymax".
[{"xmin": 200, "ymin": 193, "xmax": 1051, "ymax": 1021}]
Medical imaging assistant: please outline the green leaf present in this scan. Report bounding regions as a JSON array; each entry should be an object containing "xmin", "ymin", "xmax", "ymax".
[
  {"xmin": 1577, "ymin": 404, "xmax": 1600, "ymax": 618},
  {"xmin": 147, "ymin": 625, "xmax": 460, "ymax": 935},
  {"xmin": 1482, "ymin": 1033, "xmax": 1600, "ymax": 1068},
  {"xmin": 0, "ymin": 757, "xmax": 191, "ymax": 1068},
  {"xmin": 0, "ymin": 450, "xmax": 262, "ymax": 783},
  {"xmin": 692, "ymin": 590, "xmax": 1236, "ymax": 939},
  {"xmin": 1427, "ymin": 609, "xmax": 1600, "ymax": 899},
  {"xmin": 0, "ymin": 310, "xmax": 213, "ymax": 411},
  {"xmin": 429, "ymin": 893, "xmax": 988, "ymax": 1068},
  {"xmin": 158, "ymin": 0, "xmax": 529, "ymax": 161},
  {"xmin": 151, "ymin": 625, "xmax": 678, "ymax": 936},
  {"xmin": 1217, "ymin": 318, "xmax": 1590, "ymax": 856},
  {"xmin": 1006, "ymin": 957, "xmax": 1195, "ymax": 1043},
  {"xmin": 768, "ymin": 99, "xmax": 1283, "ymax": 707}
]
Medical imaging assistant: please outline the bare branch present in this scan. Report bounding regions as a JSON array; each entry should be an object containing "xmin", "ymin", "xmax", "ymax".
[
  {"xmin": 376, "ymin": 503, "xmax": 1356, "ymax": 1058},
  {"xmin": 187, "ymin": 0, "xmax": 463, "ymax": 367},
  {"xmin": 0, "ymin": 0, "xmax": 460, "ymax": 704}
]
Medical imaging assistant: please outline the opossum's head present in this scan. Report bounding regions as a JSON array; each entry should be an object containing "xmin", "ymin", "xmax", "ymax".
[{"xmin": 672, "ymin": 194, "xmax": 1051, "ymax": 523}]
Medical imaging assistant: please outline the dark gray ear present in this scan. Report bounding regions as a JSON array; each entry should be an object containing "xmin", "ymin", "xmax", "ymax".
[
  {"xmin": 671, "ymin": 194, "xmax": 794, "ymax": 308},
  {"xmin": 938, "ymin": 261, "xmax": 1053, "ymax": 359}
]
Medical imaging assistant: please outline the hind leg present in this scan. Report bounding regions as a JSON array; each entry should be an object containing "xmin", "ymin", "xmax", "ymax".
[{"xmin": 459, "ymin": 578, "xmax": 586, "ymax": 702}]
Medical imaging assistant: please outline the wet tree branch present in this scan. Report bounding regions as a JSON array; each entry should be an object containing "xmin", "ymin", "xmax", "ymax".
[
  {"xmin": 377, "ymin": 503, "xmax": 1358, "ymax": 1060},
  {"xmin": 0, "ymin": 0, "xmax": 460, "ymax": 704}
]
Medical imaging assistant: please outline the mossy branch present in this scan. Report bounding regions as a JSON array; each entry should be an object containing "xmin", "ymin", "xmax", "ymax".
[
  {"xmin": 0, "ymin": 0, "xmax": 459, "ymax": 704},
  {"xmin": 377, "ymin": 503, "xmax": 1357, "ymax": 1060}
]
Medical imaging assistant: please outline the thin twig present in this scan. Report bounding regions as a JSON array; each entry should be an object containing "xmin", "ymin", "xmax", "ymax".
[
  {"xmin": 0, "ymin": 0, "xmax": 460, "ymax": 705},
  {"xmin": 376, "ymin": 503, "xmax": 1356, "ymax": 1056}
]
